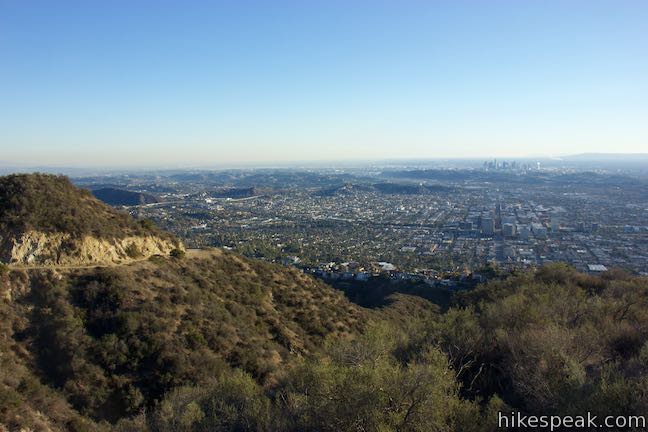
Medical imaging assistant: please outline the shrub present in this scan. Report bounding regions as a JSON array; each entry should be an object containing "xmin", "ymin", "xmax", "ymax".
[
  {"xmin": 148, "ymin": 254, "xmax": 166, "ymax": 265},
  {"xmin": 138, "ymin": 219, "xmax": 156, "ymax": 230},
  {"xmin": 125, "ymin": 243, "xmax": 143, "ymax": 259},
  {"xmin": 170, "ymin": 248, "xmax": 186, "ymax": 259}
]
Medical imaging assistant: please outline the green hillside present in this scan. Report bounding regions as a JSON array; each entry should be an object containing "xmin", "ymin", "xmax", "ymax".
[
  {"xmin": 3, "ymin": 258, "xmax": 648, "ymax": 431},
  {"xmin": 0, "ymin": 249, "xmax": 366, "ymax": 430},
  {"xmin": 0, "ymin": 174, "xmax": 170, "ymax": 240}
]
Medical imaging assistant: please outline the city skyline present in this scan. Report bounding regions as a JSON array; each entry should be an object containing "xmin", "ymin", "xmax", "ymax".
[{"xmin": 1, "ymin": 1, "xmax": 647, "ymax": 166}]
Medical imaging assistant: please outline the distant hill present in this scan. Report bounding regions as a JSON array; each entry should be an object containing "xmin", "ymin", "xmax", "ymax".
[
  {"xmin": 0, "ymin": 173, "xmax": 179, "ymax": 265},
  {"xmin": 314, "ymin": 183, "xmax": 375, "ymax": 196},
  {"xmin": 372, "ymin": 182, "xmax": 422, "ymax": 194},
  {"xmin": 91, "ymin": 187, "xmax": 159, "ymax": 206}
]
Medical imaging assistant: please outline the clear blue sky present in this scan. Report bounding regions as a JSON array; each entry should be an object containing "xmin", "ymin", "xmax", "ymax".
[{"xmin": 1, "ymin": 0, "xmax": 647, "ymax": 167}]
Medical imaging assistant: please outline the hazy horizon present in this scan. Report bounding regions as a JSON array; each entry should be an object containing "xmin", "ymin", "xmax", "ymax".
[
  {"xmin": 3, "ymin": 152, "xmax": 648, "ymax": 175},
  {"xmin": 1, "ymin": 1, "xmax": 647, "ymax": 166}
]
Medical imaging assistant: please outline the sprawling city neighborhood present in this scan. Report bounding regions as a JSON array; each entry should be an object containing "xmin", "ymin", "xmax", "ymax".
[{"xmin": 72, "ymin": 162, "xmax": 648, "ymax": 285}]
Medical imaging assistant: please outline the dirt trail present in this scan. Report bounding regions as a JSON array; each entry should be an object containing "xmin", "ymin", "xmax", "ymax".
[{"xmin": 6, "ymin": 248, "xmax": 217, "ymax": 271}]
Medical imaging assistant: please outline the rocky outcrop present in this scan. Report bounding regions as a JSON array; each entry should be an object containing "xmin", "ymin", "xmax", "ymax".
[{"xmin": 0, "ymin": 230, "xmax": 182, "ymax": 266}]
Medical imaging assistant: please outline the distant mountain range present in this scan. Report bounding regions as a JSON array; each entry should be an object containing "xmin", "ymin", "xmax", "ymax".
[{"xmin": 562, "ymin": 153, "xmax": 648, "ymax": 161}]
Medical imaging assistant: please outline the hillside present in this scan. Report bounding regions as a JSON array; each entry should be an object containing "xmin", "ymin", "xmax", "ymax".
[
  {"xmin": 0, "ymin": 249, "xmax": 366, "ymax": 430},
  {"xmin": 4, "ymin": 260, "xmax": 648, "ymax": 431},
  {"xmin": 91, "ymin": 188, "xmax": 159, "ymax": 206},
  {"xmin": 0, "ymin": 174, "xmax": 180, "ymax": 265}
]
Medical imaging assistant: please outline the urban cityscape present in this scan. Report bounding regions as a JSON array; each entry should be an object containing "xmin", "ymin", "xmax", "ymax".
[{"xmin": 74, "ymin": 160, "xmax": 648, "ymax": 287}]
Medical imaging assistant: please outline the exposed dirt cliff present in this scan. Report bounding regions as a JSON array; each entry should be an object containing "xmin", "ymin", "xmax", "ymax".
[
  {"xmin": 0, "ymin": 230, "xmax": 180, "ymax": 266},
  {"xmin": 0, "ymin": 173, "xmax": 182, "ymax": 267}
]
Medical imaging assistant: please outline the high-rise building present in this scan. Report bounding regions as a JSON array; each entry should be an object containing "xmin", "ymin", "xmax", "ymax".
[
  {"xmin": 551, "ymin": 219, "xmax": 561, "ymax": 233},
  {"xmin": 481, "ymin": 217, "xmax": 495, "ymax": 236},
  {"xmin": 532, "ymin": 223, "xmax": 547, "ymax": 239},
  {"xmin": 503, "ymin": 223, "xmax": 516, "ymax": 237}
]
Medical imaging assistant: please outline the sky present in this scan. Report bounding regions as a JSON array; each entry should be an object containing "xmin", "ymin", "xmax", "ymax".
[{"xmin": 1, "ymin": 0, "xmax": 647, "ymax": 168}]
